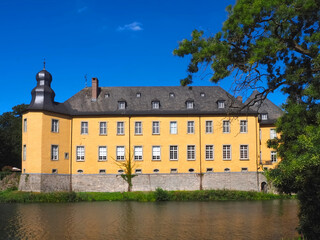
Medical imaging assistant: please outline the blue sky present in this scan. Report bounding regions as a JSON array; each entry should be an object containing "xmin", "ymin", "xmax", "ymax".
[{"xmin": 0, "ymin": 0, "xmax": 286, "ymax": 114}]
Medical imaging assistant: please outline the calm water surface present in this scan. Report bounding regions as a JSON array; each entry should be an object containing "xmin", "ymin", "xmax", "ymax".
[{"xmin": 0, "ymin": 200, "xmax": 298, "ymax": 240}]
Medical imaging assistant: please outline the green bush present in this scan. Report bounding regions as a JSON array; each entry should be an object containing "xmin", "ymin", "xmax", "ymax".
[{"xmin": 155, "ymin": 188, "xmax": 170, "ymax": 201}]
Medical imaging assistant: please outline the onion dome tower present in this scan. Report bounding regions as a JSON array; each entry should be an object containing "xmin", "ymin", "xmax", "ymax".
[{"xmin": 28, "ymin": 61, "xmax": 56, "ymax": 110}]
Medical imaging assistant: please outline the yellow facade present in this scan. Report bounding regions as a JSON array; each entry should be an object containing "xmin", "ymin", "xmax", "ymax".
[{"xmin": 22, "ymin": 113, "xmax": 276, "ymax": 175}]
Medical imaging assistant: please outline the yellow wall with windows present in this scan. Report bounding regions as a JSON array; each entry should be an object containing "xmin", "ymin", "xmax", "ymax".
[
  {"xmin": 260, "ymin": 125, "xmax": 279, "ymax": 169},
  {"xmin": 23, "ymin": 112, "xmax": 276, "ymax": 175},
  {"xmin": 21, "ymin": 112, "xmax": 71, "ymax": 174},
  {"xmin": 70, "ymin": 115, "xmax": 259, "ymax": 174}
]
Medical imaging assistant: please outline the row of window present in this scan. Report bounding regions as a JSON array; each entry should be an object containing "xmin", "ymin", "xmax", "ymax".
[
  {"xmin": 116, "ymin": 99, "xmax": 226, "ymax": 110},
  {"xmin": 73, "ymin": 144, "xmax": 249, "ymax": 161},
  {"xmin": 22, "ymin": 144, "xmax": 277, "ymax": 162},
  {"xmin": 51, "ymin": 167, "xmax": 249, "ymax": 174},
  {"xmin": 24, "ymin": 118, "xmax": 277, "ymax": 138}
]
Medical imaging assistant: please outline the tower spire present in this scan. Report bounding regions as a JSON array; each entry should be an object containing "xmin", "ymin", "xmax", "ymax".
[{"xmin": 43, "ymin": 58, "xmax": 46, "ymax": 70}]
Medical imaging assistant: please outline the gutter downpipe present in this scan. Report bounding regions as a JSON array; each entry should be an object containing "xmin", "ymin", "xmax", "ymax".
[
  {"xmin": 199, "ymin": 116, "xmax": 203, "ymax": 190},
  {"xmin": 255, "ymin": 116, "xmax": 260, "ymax": 191},
  {"xmin": 69, "ymin": 118, "xmax": 73, "ymax": 192}
]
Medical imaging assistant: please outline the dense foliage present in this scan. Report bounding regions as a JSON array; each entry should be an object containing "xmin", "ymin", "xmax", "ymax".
[
  {"xmin": 0, "ymin": 104, "xmax": 28, "ymax": 170},
  {"xmin": 174, "ymin": 0, "xmax": 320, "ymax": 238}
]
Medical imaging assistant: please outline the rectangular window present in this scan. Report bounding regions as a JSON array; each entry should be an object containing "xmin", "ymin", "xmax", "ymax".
[
  {"xmin": 271, "ymin": 151, "xmax": 277, "ymax": 162},
  {"xmin": 134, "ymin": 146, "xmax": 143, "ymax": 160},
  {"xmin": 76, "ymin": 146, "xmax": 85, "ymax": 161},
  {"xmin": 118, "ymin": 101, "xmax": 126, "ymax": 109},
  {"xmin": 206, "ymin": 168, "xmax": 213, "ymax": 172},
  {"xmin": 51, "ymin": 145, "xmax": 59, "ymax": 160},
  {"xmin": 81, "ymin": 122, "xmax": 88, "ymax": 134},
  {"xmin": 99, "ymin": 169, "xmax": 106, "ymax": 174},
  {"xmin": 99, "ymin": 122, "xmax": 107, "ymax": 135},
  {"xmin": 240, "ymin": 145, "xmax": 249, "ymax": 160},
  {"xmin": 261, "ymin": 113, "xmax": 268, "ymax": 120},
  {"xmin": 187, "ymin": 121, "xmax": 194, "ymax": 134},
  {"xmin": 170, "ymin": 121, "xmax": 177, "ymax": 134},
  {"xmin": 223, "ymin": 145, "xmax": 231, "ymax": 160},
  {"xmin": 218, "ymin": 101, "xmax": 225, "ymax": 109},
  {"xmin": 270, "ymin": 129, "xmax": 277, "ymax": 139},
  {"xmin": 187, "ymin": 145, "xmax": 195, "ymax": 160},
  {"xmin": 170, "ymin": 168, "xmax": 178, "ymax": 173},
  {"xmin": 116, "ymin": 146, "xmax": 125, "ymax": 160},
  {"xmin": 240, "ymin": 120, "xmax": 247, "ymax": 133},
  {"xmin": 23, "ymin": 118, "xmax": 27, "ymax": 132},
  {"xmin": 135, "ymin": 122, "xmax": 142, "ymax": 135},
  {"xmin": 98, "ymin": 146, "xmax": 107, "ymax": 161},
  {"xmin": 205, "ymin": 121, "xmax": 213, "ymax": 133},
  {"xmin": 170, "ymin": 145, "xmax": 178, "ymax": 160},
  {"xmin": 205, "ymin": 145, "xmax": 214, "ymax": 160},
  {"xmin": 51, "ymin": 119, "xmax": 59, "ymax": 133},
  {"xmin": 152, "ymin": 146, "xmax": 161, "ymax": 160},
  {"xmin": 117, "ymin": 122, "xmax": 124, "ymax": 135},
  {"xmin": 241, "ymin": 168, "xmax": 248, "ymax": 172},
  {"xmin": 223, "ymin": 120, "xmax": 230, "ymax": 133},
  {"xmin": 186, "ymin": 101, "xmax": 194, "ymax": 109},
  {"xmin": 152, "ymin": 121, "xmax": 160, "ymax": 134},
  {"xmin": 23, "ymin": 145, "xmax": 26, "ymax": 161},
  {"xmin": 135, "ymin": 169, "xmax": 142, "ymax": 174},
  {"xmin": 152, "ymin": 101, "xmax": 160, "ymax": 109}
]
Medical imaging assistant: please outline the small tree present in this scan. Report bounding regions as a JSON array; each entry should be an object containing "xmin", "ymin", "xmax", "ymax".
[{"xmin": 113, "ymin": 152, "xmax": 138, "ymax": 192}]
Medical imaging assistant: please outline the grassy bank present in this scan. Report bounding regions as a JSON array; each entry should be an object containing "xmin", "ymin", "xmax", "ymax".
[{"xmin": 0, "ymin": 188, "xmax": 295, "ymax": 203}]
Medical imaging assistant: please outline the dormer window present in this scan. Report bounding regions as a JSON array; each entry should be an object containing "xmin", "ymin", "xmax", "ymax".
[
  {"xmin": 169, "ymin": 93, "xmax": 175, "ymax": 98},
  {"xmin": 105, "ymin": 93, "xmax": 110, "ymax": 98},
  {"xmin": 200, "ymin": 92, "xmax": 205, "ymax": 97},
  {"xmin": 218, "ymin": 100, "xmax": 225, "ymax": 109},
  {"xmin": 261, "ymin": 113, "xmax": 268, "ymax": 120},
  {"xmin": 186, "ymin": 100, "xmax": 194, "ymax": 109},
  {"xmin": 136, "ymin": 92, "xmax": 141, "ymax": 98},
  {"xmin": 152, "ymin": 101, "xmax": 160, "ymax": 109},
  {"xmin": 118, "ymin": 101, "xmax": 126, "ymax": 110}
]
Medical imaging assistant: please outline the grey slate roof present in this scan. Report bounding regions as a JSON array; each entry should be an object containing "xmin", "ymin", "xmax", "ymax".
[
  {"xmin": 62, "ymin": 86, "xmax": 256, "ymax": 116},
  {"xmin": 244, "ymin": 90, "xmax": 283, "ymax": 125}
]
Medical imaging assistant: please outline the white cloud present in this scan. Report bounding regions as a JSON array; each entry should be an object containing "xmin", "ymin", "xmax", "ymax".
[
  {"xmin": 117, "ymin": 22, "xmax": 143, "ymax": 32},
  {"xmin": 77, "ymin": 6, "xmax": 88, "ymax": 13}
]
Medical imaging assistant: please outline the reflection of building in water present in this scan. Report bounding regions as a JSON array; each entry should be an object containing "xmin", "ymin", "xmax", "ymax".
[{"xmin": 19, "ymin": 67, "xmax": 282, "ymax": 192}]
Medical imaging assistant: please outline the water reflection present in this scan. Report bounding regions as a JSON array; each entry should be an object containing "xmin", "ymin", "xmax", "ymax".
[{"xmin": 0, "ymin": 200, "xmax": 298, "ymax": 240}]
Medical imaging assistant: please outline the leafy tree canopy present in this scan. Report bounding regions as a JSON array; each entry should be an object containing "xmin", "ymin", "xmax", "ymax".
[
  {"xmin": 0, "ymin": 104, "xmax": 28, "ymax": 170},
  {"xmin": 174, "ymin": 0, "xmax": 320, "ymax": 237}
]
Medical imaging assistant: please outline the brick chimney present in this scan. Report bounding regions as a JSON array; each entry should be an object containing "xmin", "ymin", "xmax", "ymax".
[
  {"xmin": 92, "ymin": 78, "xmax": 99, "ymax": 101},
  {"xmin": 236, "ymin": 96, "xmax": 243, "ymax": 103}
]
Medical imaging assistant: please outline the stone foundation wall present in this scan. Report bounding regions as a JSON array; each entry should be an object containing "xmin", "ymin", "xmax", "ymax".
[{"xmin": 19, "ymin": 172, "xmax": 267, "ymax": 192}]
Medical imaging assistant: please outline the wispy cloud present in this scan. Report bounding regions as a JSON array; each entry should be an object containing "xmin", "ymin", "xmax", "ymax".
[
  {"xmin": 77, "ymin": 6, "xmax": 88, "ymax": 13},
  {"xmin": 117, "ymin": 22, "xmax": 143, "ymax": 32}
]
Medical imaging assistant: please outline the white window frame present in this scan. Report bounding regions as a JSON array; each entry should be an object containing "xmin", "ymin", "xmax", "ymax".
[
  {"xmin": 271, "ymin": 151, "xmax": 277, "ymax": 162},
  {"xmin": 116, "ymin": 146, "xmax": 125, "ymax": 161},
  {"xmin": 240, "ymin": 145, "xmax": 249, "ymax": 160},
  {"xmin": 81, "ymin": 122, "xmax": 88, "ymax": 134},
  {"xmin": 134, "ymin": 146, "xmax": 143, "ymax": 160},
  {"xmin": 223, "ymin": 120, "xmax": 230, "ymax": 133},
  {"xmin": 169, "ymin": 145, "xmax": 178, "ymax": 160},
  {"xmin": 51, "ymin": 119, "xmax": 59, "ymax": 133},
  {"xmin": 170, "ymin": 121, "xmax": 177, "ymax": 134},
  {"xmin": 187, "ymin": 121, "xmax": 194, "ymax": 134},
  {"xmin": 241, "ymin": 168, "xmax": 248, "ymax": 172},
  {"xmin": 187, "ymin": 145, "xmax": 196, "ymax": 160},
  {"xmin": 118, "ymin": 101, "xmax": 126, "ymax": 110},
  {"xmin": 223, "ymin": 145, "xmax": 231, "ymax": 160},
  {"xmin": 261, "ymin": 113, "xmax": 268, "ymax": 120},
  {"xmin": 76, "ymin": 146, "xmax": 85, "ymax": 161},
  {"xmin": 270, "ymin": 129, "xmax": 277, "ymax": 139},
  {"xmin": 152, "ymin": 121, "xmax": 160, "ymax": 134},
  {"xmin": 135, "ymin": 122, "xmax": 142, "ymax": 135},
  {"xmin": 117, "ymin": 122, "xmax": 124, "ymax": 135},
  {"xmin": 205, "ymin": 121, "xmax": 213, "ymax": 133},
  {"xmin": 240, "ymin": 120, "xmax": 247, "ymax": 133},
  {"xmin": 135, "ymin": 169, "xmax": 142, "ymax": 174},
  {"xmin": 98, "ymin": 146, "xmax": 107, "ymax": 161},
  {"xmin": 152, "ymin": 146, "xmax": 161, "ymax": 160},
  {"xmin": 51, "ymin": 145, "xmax": 59, "ymax": 160},
  {"xmin": 99, "ymin": 122, "xmax": 107, "ymax": 135},
  {"xmin": 218, "ymin": 101, "xmax": 225, "ymax": 109},
  {"xmin": 152, "ymin": 101, "xmax": 160, "ymax": 109},
  {"xmin": 23, "ymin": 118, "xmax": 27, "ymax": 132},
  {"xmin": 205, "ymin": 145, "xmax": 214, "ymax": 160},
  {"xmin": 186, "ymin": 101, "xmax": 194, "ymax": 109},
  {"xmin": 23, "ymin": 144, "xmax": 26, "ymax": 161}
]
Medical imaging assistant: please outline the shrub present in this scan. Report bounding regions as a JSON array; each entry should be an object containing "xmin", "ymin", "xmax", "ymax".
[{"xmin": 155, "ymin": 188, "xmax": 170, "ymax": 201}]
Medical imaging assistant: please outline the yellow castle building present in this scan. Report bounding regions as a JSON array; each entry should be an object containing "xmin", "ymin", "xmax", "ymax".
[{"xmin": 19, "ymin": 68, "xmax": 282, "ymax": 192}]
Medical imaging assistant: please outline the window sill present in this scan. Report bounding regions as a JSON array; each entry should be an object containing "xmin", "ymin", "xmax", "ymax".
[
  {"xmin": 98, "ymin": 160, "xmax": 107, "ymax": 162},
  {"xmin": 223, "ymin": 159, "xmax": 232, "ymax": 161},
  {"xmin": 76, "ymin": 160, "xmax": 85, "ymax": 162},
  {"xmin": 240, "ymin": 159, "xmax": 249, "ymax": 161},
  {"xmin": 117, "ymin": 134, "xmax": 125, "ymax": 136},
  {"xmin": 99, "ymin": 134, "xmax": 107, "ymax": 136},
  {"xmin": 187, "ymin": 159, "xmax": 196, "ymax": 161},
  {"xmin": 51, "ymin": 159, "xmax": 59, "ymax": 161},
  {"xmin": 134, "ymin": 134, "xmax": 143, "ymax": 136},
  {"xmin": 152, "ymin": 133, "xmax": 160, "ymax": 135},
  {"xmin": 134, "ymin": 159, "xmax": 143, "ymax": 161},
  {"xmin": 205, "ymin": 159, "xmax": 214, "ymax": 161},
  {"xmin": 152, "ymin": 159, "xmax": 161, "ymax": 161},
  {"xmin": 169, "ymin": 159, "xmax": 178, "ymax": 161}
]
